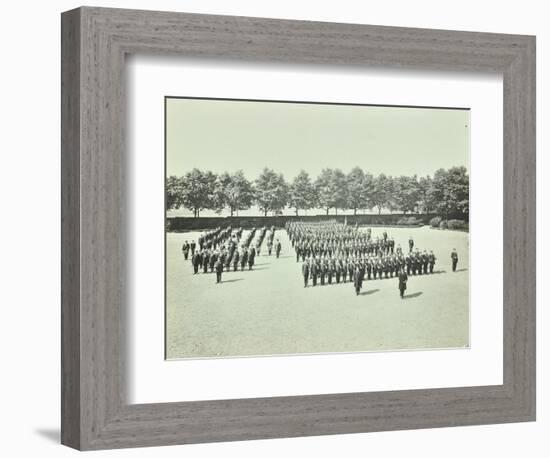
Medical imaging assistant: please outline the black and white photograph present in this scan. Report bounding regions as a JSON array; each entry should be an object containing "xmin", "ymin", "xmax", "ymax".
[{"xmin": 165, "ymin": 96, "xmax": 470, "ymax": 359}]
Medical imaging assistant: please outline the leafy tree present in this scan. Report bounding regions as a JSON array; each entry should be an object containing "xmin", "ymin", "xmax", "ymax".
[
  {"xmin": 290, "ymin": 170, "xmax": 315, "ymax": 215},
  {"xmin": 254, "ymin": 168, "xmax": 289, "ymax": 216},
  {"xmin": 371, "ymin": 173, "xmax": 389, "ymax": 214},
  {"xmin": 180, "ymin": 168, "xmax": 217, "ymax": 218},
  {"xmin": 331, "ymin": 168, "xmax": 348, "ymax": 215},
  {"xmin": 430, "ymin": 167, "xmax": 469, "ymax": 219},
  {"xmin": 393, "ymin": 175, "xmax": 419, "ymax": 214},
  {"xmin": 215, "ymin": 170, "xmax": 254, "ymax": 216},
  {"xmin": 347, "ymin": 167, "xmax": 368, "ymax": 215},
  {"xmin": 166, "ymin": 175, "xmax": 184, "ymax": 210},
  {"xmin": 315, "ymin": 168, "xmax": 335, "ymax": 215},
  {"xmin": 417, "ymin": 175, "xmax": 434, "ymax": 214}
]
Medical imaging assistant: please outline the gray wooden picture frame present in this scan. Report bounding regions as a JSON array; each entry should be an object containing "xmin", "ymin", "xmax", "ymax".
[{"xmin": 61, "ymin": 6, "xmax": 536, "ymax": 451}]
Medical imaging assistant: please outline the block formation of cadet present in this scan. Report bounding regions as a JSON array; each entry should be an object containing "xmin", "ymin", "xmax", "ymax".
[{"xmin": 287, "ymin": 220, "xmax": 440, "ymax": 295}]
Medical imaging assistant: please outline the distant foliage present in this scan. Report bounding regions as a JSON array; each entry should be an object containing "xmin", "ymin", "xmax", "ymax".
[
  {"xmin": 439, "ymin": 220, "xmax": 448, "ymax": 229},
  {"xmin": 430, "ymin": 216, "xmax": 443, "ymax": 228},
  {"xmin": 166, "ymin": 166, "xmax": 469, "ymax": 218},
  {"xmin": 447, "ymin": 219, "xmax": 467, "ymax": 230},
  {"xmin": 397, "ymin": 216, "xmax": 423, "ymax": 226}
]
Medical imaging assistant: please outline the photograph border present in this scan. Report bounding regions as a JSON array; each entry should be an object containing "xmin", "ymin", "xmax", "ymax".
[
  {"xmin": 61, "ymin": 6, "xmax": 535, "ymax": 450},
  {"xmin": 163, "ymin": 95, "xmax": 472, "ymax": 361}
]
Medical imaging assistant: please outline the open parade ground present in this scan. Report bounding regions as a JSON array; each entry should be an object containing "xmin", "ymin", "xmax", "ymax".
[{"xmin": 166, "ymin": 225, "xmax": 469, "ymax": 359}]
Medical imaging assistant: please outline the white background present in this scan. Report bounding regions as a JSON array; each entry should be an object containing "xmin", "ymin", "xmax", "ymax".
[
  {"xmin": 129, "ymin": 58, "xmax": 503, "ymax": 403},
  {"xmin": 0, "ymin": 1, "xmax": 546, "ymax": 457}
]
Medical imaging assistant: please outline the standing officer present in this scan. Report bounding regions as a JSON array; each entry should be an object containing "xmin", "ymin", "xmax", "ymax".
[
  {"xmin": 366, "ymin": 257, "xmax": 372, "ymax": 280},
  {"xmin": 232, "ymin": 250, "xmax": 240, "ymax": 272},
  {"xmin": 190, "ymin": 240, "xmax": 196, "ymax": 256},
  {"xmin": 311, "ymin": 260, "xmax": 318, "ymax": 287},
  {"xmin": 248, "ymin": 246, "xmax": 256, "ymax": 270},
  {"xmin": 295, "ymin": 244, "xmax": 301, "ymax": 263},
  {"xmin": 202, "ymin": 250, "xmax": 210, "ymax": 274},
  {"xmin": 240, "ymin": 248, "xmax": 248, "ymax": 271},
  {"xmin": 428, "ymin": 250, "xmax": 436, "ymax": 273},
  {"xmin": 422, "ymin": 250, "xmax": 429, "ymax": 275},
  {"xmin": 275, "ymin": 239, "xmax": 282, "ymax": 258},
  {"xmin": 320, "ymin": 261, "xmax": 327, "ymax": 286},
  {"xmin": 408, "ymin": 236, "xmax": 414, "ymax": 253},
  {"xmin": 353, "ymin": 265, "xmax": 363, "ymax": 296},
  {"xmin": 451, "ymin": 248, "xmax": 459, "ymax": 272},
  {"xmin": 302, "ymin": 260, "xmax": 310, "ymax": 287},
  {"xmin": 214, "ymin": 258, "xmax": 223, "ymax": 284},
  {"xmin": 398, "ymin": 267, "xmax": 408, "ymax": 299},
  {"xmin": 182, "ymin": 241, "xmax": 190, "ymax": 260},
  {"xmin": 192, "ymin": 250, "xmax": 201, "ymax": 274}
]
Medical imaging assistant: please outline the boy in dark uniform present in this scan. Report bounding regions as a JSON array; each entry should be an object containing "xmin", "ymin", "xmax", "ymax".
[
  {"xmin": 422, "ymin": 250, "xmax": 429, "ymax": 274},
  {"xmin": 311, "ymin": 261, "xmax": 318, "ymax": 286},
  {"xmin": 353, "ymin": 265, "xmax": 363, "ymax": 296},
  {"xmin": 232, "ymin": 250, "xmax": 240, "ymax": 272},
  {"xmin": 320, "ymin": 261, "xmax": 327, "ymax": 286},
  {"xmin": 190, "ymin": 240, "xmax": 196, "ymax": 256},
  {"xmin": 182, "ymin": 241, "xmax": 190, "ymax": 260},
  {"xmin": 192, "ymin": 251, "xmax": 201, "ymax": 274},
  {"xmin": 240, "ymin": 249, "xmax": 248, "ymax": 271},
  {"xmin": 428, "ymin": 250, "xmax": 436, "ymax": 273},
  {"xmin": 202, "ymin": 250, "xmax": 210, "ymax": 274},
  {"xmin": 398, "ymin": 267, "xmax": 408, "ymax": 298},
  {"xmin": 275, "ymin": 239, "xmax": 282, "ymax": 258},
  {"xmin": 302, "ymin": 260, "xmax": 310, "ymax": 287},
  {"xmin": 248, "ymin": 246, "xmax": 256, "ymax": 270},
  {"xmin": 408, "ymin": 236, "xmax": 414, "ymax": 253},
  {"xmin": 451, "ymin": 249, "xmax": 459, "ymax": 272},
  {"xmin": 214, "ymin": 258, "xmax": 223, "ymax": 284}
]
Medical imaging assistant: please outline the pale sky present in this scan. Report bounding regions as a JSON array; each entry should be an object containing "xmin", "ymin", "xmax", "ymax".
[{"xmin": 166, "ymin": 97, "xmax": 470, "ymax": 180}]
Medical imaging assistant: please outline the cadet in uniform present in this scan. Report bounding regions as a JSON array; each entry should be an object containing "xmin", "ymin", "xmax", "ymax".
[
  {"xmin": 192, "ymin": 251, "xmax": 201, "ymax": 274},
  {"xmin": 398, "ymin": 267, "xmax": 408, "ymax": 298},
  {"xmin": 408, "ymin": 236, "xmax": 414, "ymax": 253},
  {"xmin": 422, "ymin": 250, "xmax": 429, "ymax": 274},
  {"xmin": 353, "ymin": 265, "xmax": 363, "ymax": 296},
  {"xmin": 214, "ymin": 258, "xmax": 223, "ymax": 284},
  {"xmin": 428, "ymin": 250, "xmax": 436, "ymax": 273},
  {"xmin": 190, "ymin": 240, "xmax": 196, "ymax": 256},
  {"xmin": 302, "ymin": 260, "xmax": 310, "ymax": 287},
  {"xmin": 202, "ymin": 250, "xmax": 210, "ymax": 274},
  {"xmin": 248, "ymin": 246, "xmax": 256, "ymax": 270},
  {"xmin": 232, "ymin": 250, "xmax": 240, "ymax": 272},
  {"xmin": 311, "ymin": 260, "xmax": 318, "ymax": 287},
  {"xmin": 240, "ymin": 248, "xmax": 248, "ymax": 271},
  {"xmin": 182, "ymin": 241, "xmax": 190, "ymax": 260},
  {"xmin": 275, "ymin": 239, "xmax": 282, "ymax": 258},
  {"xmin": 451, "ymin": 248, "xmax": 459, "ymax": 272}
]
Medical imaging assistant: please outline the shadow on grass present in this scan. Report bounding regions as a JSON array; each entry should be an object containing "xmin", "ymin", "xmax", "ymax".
[
  {"xmin": 222, "ymin": 278, "xmax": 244, "ymax": 283},
  {"xmin": 403, "ymin": 291, "xmax": 423, "ymax": 299},
  {"xmin": 360, "ymin": 288, "xmax": 380, "ymax": 296},
  {"xmin": 454, "ymin": 268, "xmax": 468, "ymax": 272}
]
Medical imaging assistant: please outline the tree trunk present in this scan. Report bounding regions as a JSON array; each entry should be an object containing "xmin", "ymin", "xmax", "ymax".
[
  {"xmin": 295, "ymin": 208, "xmax": 298, "ymax": 216},
  {"xmin": 326, "ymin": 208, "xmax": 329, "ymax": 215},
  {"xmin": 230, "ymin": 207, "xmax": 234, "ymax": 217},
  {"xmin": 354, "ymin": 207, "xmax": 357, "ymax": 215},
  {"xmin": 264, "ymin": 209, "xmax": 267, "ymax": 217},
  {"xmin": 378, "ymin": 206, "xmax": 382, "ymax": 215},
  {"xmin": 335, "ymin": 208, "xmax": 338, "ymax": 215}
]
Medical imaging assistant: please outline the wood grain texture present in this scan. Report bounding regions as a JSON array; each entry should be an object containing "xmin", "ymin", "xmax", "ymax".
[{"xmin": 61, "ymin": 6, "xmax": 536, "ymax": 450}]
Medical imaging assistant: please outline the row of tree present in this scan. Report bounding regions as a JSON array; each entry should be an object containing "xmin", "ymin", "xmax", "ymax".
[{"xmin": 166, "ymin": 166, "xmax": 469, "ymax": 218}]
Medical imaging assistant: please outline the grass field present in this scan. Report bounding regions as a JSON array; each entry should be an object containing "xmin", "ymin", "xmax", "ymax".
[{"xmin": 166, "ymin": 225, "xmax": 469, "ymax": 359}]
